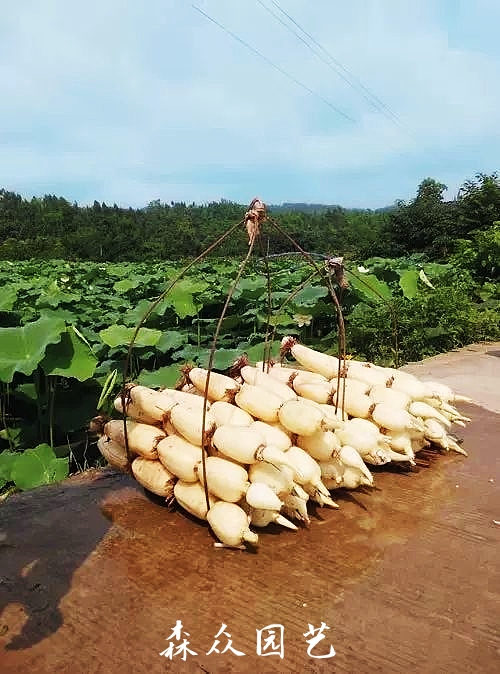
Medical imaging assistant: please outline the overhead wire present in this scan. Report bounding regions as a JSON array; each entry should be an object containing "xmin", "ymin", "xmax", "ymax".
[
  {"xmin": 191, "ymin": 4, "xmax": 355, "ymax": 123},
  {"xmin": 266, "ymin": 0, "xmax": 414, "ymax": 137}
]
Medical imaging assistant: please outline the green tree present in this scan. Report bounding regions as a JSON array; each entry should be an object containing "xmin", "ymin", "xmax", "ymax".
[
  {"xmin": 452, "ymin": 223, "xmax": 500, "ymax": 282},
  {"xmin": 456, "ymin": 172, "xmax": 500, "ymax": 236},
  {"xmin": 387, "ymin": 178, "xmax": 456, "ymax": 258}
]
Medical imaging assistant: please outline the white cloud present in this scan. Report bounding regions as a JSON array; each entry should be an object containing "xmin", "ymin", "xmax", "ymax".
[{"xmin": 0, "ymin": 0, "xmax": 499, "ymax": 207}]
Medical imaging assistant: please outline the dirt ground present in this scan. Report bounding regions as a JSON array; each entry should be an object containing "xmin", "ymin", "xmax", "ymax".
[{"xmin": 0, "ymin": 343, "xmax": 499, "ymax": 673}]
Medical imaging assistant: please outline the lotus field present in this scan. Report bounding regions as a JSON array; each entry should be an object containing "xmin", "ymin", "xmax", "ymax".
[{"xmin": 0, "ymin": 254, "xmax": 498, "ymax": 493}]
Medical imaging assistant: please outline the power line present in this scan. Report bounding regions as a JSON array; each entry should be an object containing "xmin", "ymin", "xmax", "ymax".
[
  {"xmin": 191, "ymin": 4, "xmax": 355, "ymax": 123},
  {"xmin": 256, "ymin": 0, "xmax": 384, "ymax": 117},
  {"xmin": 267, "ymin": 0, "xmax": 413, "ymax": 136},
  {"xmin": 269, "ymin": 0, "xmax": 397, "ymax": 115}
]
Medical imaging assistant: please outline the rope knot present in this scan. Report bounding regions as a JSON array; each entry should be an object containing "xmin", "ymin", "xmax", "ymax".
[{"xmin": 244, "ymin": 197, "xmax": 266, "ymax": 245}]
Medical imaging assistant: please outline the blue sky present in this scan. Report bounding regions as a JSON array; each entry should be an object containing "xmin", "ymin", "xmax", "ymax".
[{"xmin": 1, "ymin": 0, "xmax": 499, "ymax": 209}]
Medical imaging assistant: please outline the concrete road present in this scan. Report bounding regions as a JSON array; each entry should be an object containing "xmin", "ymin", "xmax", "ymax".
[
  {"xmin": 401, "ymin": 341, "xmax": 500, "ymax": 414},
  {"xmin": 0, "ymin": 343, "xmax": 499, "ymax": 673}
]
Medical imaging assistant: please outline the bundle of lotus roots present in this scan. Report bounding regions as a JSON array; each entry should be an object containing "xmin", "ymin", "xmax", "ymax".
[{"xmin": 94, "ymin": 337, "xmax": 472, "ymax": 550}]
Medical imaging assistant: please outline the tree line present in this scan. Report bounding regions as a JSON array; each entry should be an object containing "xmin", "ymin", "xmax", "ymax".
[{"xmin": 0, "ymin": 172, "xmax": 498, "ymax": 268}]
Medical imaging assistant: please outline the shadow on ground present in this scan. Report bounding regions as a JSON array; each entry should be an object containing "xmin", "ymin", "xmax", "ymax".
[{"xmin": 0, "ymin": 470, "xmax": 135, "ymax": 650}]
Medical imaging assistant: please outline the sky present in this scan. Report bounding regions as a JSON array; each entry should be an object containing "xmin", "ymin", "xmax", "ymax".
[{"xmin": 1, "ymin": 0, "xmax": 500, "ymax": 210}]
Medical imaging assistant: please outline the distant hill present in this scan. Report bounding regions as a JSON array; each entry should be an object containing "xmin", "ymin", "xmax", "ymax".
[
  {"xmin": 268, "ymin": 202, "xmax": 396, "ymax": 215},
  {"xmin": 268, "ymin": 203, "xmax": 341, "ymax": 214}
]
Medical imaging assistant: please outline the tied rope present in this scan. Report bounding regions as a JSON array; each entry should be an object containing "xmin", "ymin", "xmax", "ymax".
[{"xmin": 245, "ymin": 198, "xmax": 266, "ymax": 245}]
